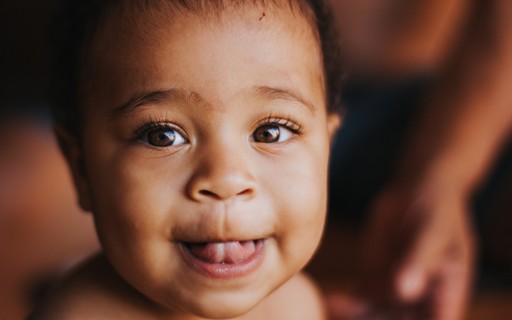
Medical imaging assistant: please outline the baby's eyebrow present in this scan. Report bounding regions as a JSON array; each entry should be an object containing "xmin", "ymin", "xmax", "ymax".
[
  {"xmin": 110, "ymin": 89, "xmax": 205, "ymax": 119},
  {"xmin": 253, "ymin": 86, "xmax": 316, "ymax": 115},
  {"xmin": 110, "ymin": 86, "xmax": 316, "ymax": 118}
]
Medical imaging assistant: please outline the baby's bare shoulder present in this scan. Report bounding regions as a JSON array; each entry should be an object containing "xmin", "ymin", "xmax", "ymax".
[
  {"xmin": 245, "ymin": 272, "xmax": 326, "ymax": 320},
  {"xmin": 29, "ymin": 254, "xmax": 159, "ymax": 320}
]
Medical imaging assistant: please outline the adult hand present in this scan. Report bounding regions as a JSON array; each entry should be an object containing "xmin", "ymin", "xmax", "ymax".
[{"xmin": 355, "ymin": 179, "xmax": 475, "ymax": 319}]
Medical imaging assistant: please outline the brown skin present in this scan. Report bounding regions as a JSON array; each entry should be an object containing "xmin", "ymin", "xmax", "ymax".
[
  {"xmin": 33, "ymin": 255, "xmax": 326, "ymax": 320},
  {"xmin": 328, "ymin": 0, "xmax": 512, "ymax": 319},
  {"xmin": 36, "ymin": 5, "xmax": 339, "ymax": 320},
  {"xmin": 329, "ymin": 0, "xmax": 472, "ymax": 78}
]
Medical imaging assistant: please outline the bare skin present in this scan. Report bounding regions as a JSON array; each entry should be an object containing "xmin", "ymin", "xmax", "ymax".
[
  {"xmin": 33, "ymin": 3, "xmax": 338, "ymax": 319},
  {"xmin": 31, "ymin": 254, "xmax": 326, "ymax": 320},
  {"xmin": 328, "ymin": 0, "xmax": 512, "ymax": 319}
]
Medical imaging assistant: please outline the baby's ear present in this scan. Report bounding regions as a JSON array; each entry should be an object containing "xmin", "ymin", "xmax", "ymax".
[
  {"xmin": 327, "ymin": 112, "xmax": 341, "ymax": 143},
  {"xmin": 54, "ymin": 125, "xmax": 92, "ymax": 212}
]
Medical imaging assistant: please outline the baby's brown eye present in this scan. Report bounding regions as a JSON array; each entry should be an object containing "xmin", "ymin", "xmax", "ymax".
[
  {"xmin": 253, "ymin": 124, "xmax": 292, "ymax": 143},
  {"xmin": 145, "ymin": 127, "xmax": 186, "ymax": 147},
  {"xmin": 253, "ymin": 125, "xmax": 279, "ymax": 143}
]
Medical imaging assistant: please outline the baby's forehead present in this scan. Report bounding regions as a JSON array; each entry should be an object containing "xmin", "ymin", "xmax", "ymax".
[
  {"xmin": 93, "ymin": 0, "xmax": 319, "ymax": 43},
  {"xmin": 80, "ymin": 0, "xmax": 326, "ymax": 115},
  {"xmin": 85, "ymin": 0, "xmax": 324, "ymax": 85},
  {"xmin": 106, "ymin": 0, "xmax": 317, "ymax": 20}
]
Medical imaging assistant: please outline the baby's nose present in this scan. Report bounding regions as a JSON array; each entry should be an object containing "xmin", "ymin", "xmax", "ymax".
[{"xmin": 187, "ymin": 147, "xmax": 256, "ymax": 202}]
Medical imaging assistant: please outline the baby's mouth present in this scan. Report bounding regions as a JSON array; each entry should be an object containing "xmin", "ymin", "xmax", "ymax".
[
  {"xmin": 183, "ymin": 240, "xmax": 261, "ymax": 264},
  {"xmin": 178, "ymin": 239, "xmax": 266, "ymax": 278}
]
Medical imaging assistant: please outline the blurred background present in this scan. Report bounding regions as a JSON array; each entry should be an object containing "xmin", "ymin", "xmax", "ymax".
[
  {"xmin": 311, "ymin": 0, "xmax": 512, "ymax": 319},
  {"xmin": 0, "ymin": 0, "xmax": 511, "ymax": 319},
  {"xmin": 0, "ymin": 1, "xmax": 100, "ymax": 318}
]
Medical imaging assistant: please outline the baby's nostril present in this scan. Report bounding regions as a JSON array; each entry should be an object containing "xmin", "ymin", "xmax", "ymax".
[
  {"xmin": 199, "ymin": 190, "xmax": 218, "ymax": 198},
  {"xmin": 237, "ymin": 188, "xmax": 253, "ymax": 196}
]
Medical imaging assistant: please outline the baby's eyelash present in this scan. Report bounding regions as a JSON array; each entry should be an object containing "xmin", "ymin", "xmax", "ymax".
[
  {"xmin": 133, "ymin": 122, "xmax": 170, "ymax": 138},
  {"xmin": 131, "ymin": 116, "xmax": 184, "ymax": 140},
  {"xmin": 258, "ymin": 115, "xmax": 303, "ymax": 134}
]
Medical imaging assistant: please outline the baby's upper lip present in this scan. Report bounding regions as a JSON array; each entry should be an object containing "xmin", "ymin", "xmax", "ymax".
[
  {"xmin": 172, "ymin": 217, "xmax": 272, "ymax": 244},
  {"xmin": 176, "ymin": 237, "xmax": 265, "ymax": 244}
]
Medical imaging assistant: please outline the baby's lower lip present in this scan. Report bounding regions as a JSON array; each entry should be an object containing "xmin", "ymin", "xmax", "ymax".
[{"xmin": 178, "ymin": 239, "xmax": 265, "ymax": 279}]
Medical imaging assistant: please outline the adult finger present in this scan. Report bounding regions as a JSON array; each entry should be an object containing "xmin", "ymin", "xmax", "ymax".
[
  {"xmin": 434, "ymin": 220, "xmax": 474, "ymax": 320},
  {"xmin": 394, "ymin": 205, "xmax": 452, "ymax": 302}
]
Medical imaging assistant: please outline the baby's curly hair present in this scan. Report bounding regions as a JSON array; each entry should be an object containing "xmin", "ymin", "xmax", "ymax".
[{"xmin": 51, "ymin": 0, "xmax": 344, "ymax": 135}]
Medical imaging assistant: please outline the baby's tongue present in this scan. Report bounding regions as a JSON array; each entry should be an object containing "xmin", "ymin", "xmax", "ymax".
[{"xmin": 187, "ymin": 241, "xmax": 256, "ymax": 264}]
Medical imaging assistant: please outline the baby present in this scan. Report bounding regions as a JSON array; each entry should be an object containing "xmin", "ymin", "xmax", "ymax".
[{"xmin": 34, "ymin": 0, "xmax": 343, "ymax": 319}]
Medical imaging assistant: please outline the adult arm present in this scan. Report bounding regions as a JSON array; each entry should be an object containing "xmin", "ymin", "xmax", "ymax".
[{"xmin": 361, "ymin": 1, "xmax": 512, "ymax": 319}]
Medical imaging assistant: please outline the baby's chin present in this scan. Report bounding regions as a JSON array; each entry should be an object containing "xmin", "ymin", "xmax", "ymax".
[
  {"xmin": 177, "ymin": 293, "xmax": 262, "ymax": 319},
  {"xmin": 164, "ymin": 279, "xmax": 280, "ymax": 319},
  {"xmin": 193, "ymin": 304, "xmax": 254, "ymax": 319}
]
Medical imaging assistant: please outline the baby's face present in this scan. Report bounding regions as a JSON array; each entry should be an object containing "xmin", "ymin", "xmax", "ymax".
[{"xmin": 75, "ymin": 5, "xmax": 338, "ymax": 318}]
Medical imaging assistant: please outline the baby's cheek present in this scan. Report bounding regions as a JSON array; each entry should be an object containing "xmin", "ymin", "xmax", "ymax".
[
  {"xmin": 89, "ymin": 159, "xmax": 163, "ymax": 245},
  {"xmin": 273, "ymin": 163, "xmax": 327, "ymax": 263}
]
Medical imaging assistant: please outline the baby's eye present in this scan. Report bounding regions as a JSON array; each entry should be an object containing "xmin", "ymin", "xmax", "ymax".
[
  {"xmin": 143, "ymin": 127, "xmax": 187, "ymax": 147},
  {"xmin": 252, "ymin": 124, "xmax": 293, "ymax": 143}
]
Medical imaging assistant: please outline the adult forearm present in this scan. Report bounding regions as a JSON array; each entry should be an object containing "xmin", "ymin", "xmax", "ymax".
[
  {"xmin": 383, "ymin": 0, "xmax": 471, "ymax": 74},
  {"xmin": 398, "ymin": 0, "xmax": 512, "ymax": 197},
  {"xmin": 329, "ymin": 0, "xmax": 472, "ymax": 76}
]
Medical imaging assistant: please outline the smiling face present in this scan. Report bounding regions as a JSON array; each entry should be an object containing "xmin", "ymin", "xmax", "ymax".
[{"xmin": 67, "ymin": 3, "xmax": 339, "ymax": 319}]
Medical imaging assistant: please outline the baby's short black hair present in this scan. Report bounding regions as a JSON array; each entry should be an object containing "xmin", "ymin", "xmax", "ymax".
[{"xmin": 51, "ymin": 0, "xmax": 344, "ymax": 134}]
